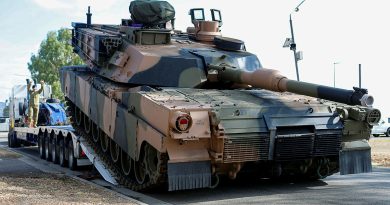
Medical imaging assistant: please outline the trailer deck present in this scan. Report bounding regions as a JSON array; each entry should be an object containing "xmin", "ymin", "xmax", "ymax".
[{"xmin": 10, "ymin": 126, "xmax": 118, "ymax": 185}]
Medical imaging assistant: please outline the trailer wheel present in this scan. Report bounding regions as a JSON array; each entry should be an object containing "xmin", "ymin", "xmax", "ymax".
[
  {"xmin": 55, "ymin": 138, "xmax": 61, "ymax": 164},
  {"xmin": 59, "ymin": 139, "xmax": 67, "ymax": 167},
  {"xmin": 51, "ymin": 137, "xmax": 58, "ymax": 164},
  {"xmin": 45, "ymin": 135, "xmax": 52, "ymax": 162},
  {"xmin": 8, "ymin": 131, "xmax": 20, "ymax": 148},
  {"xmin": 68, "ymin": 140, "xmax": 77, "ymax": 170},
  {"xmin": 8, "ymin": 131, "xmax": 14, "ymax": 148},
  {"xmin": 7, "ymin": 132, "xmax": 10, "ymax": 147},
  {"xmin": 38, "ymin": 134, "xmax": 45, "ymax": 159}
]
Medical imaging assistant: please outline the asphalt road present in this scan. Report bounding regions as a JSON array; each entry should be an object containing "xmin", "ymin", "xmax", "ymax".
[
  {"xmin": 2, "ymin": 132, "xmax": 390, "ymax": 205},
  {"xmin": 145, "ymin": 168, "xmax": 390, "ymax": 205},
  {"xmin": 0, "ymin": 132, "xmax": 86, "ymax": 176}
]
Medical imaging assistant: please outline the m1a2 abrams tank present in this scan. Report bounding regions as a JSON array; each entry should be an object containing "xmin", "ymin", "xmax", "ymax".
[{"xmin": 60, "ymin": 1, "xmax": 381, "ymax": 191}]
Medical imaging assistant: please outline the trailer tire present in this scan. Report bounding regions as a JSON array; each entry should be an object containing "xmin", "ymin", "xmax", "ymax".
[
  {"xmin": 7, "ymin": 132, "xmax": 10, "ymax": 147},
  {"xmin": 38, "ymin": 134, "xmax": 45, "ymax": 159},
  {"xmin": 8, "ymin": 131, "xmax": 20, "ymax": 148},
  {"xmin": 68, "ymin": 140, "xmax": 77, "ymax": 170},
  {"xmin": 45, "ymin": 135, "xmax": 52, "ymax": 162},
  {"xmin": 59, "ymin": 139, "xmax": 67, "ymax": 167},
  {"xmin": 7, "ymin": 132, "xmax": 12, "ymax": 147},
  {"xmin": 51, "ymin": 137, "xmax": 59, "ymax": 164}
]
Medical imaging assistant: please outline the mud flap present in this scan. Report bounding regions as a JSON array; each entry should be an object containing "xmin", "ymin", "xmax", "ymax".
[
  {"xmin": 339, "ymin": 141, "xmax": 372, "ymax": 175},
  {"xmin": 168, "ymin": 161, "xmax": 211, "ymax": 191}
]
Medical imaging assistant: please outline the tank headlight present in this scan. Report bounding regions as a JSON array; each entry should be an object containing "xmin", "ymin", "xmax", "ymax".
[
  {"xmin": 177, "ymin": 115, "xmax": 191, "ymax": 132},
  {"xmin": 170, "ymin": 111, "xmax": 192, "ymax": 132}
]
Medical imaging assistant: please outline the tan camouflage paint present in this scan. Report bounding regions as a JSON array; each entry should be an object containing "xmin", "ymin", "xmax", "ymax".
[{"xmin": 78, "ymin": 26, "xmax": 212, "ymax": 85}]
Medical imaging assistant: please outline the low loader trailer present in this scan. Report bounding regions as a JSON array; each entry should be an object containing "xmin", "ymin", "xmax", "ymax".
[{"xmin": 8, "ymin": 125, "xmax": 118, "ymax": 185}]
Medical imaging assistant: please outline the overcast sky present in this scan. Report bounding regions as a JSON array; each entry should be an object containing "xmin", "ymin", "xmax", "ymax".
[{"xmin": 1, "ymin": 0, "xmax": 390, "ymax": 117}]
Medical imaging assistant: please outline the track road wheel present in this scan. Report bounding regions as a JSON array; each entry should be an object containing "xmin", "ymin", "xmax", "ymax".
[
  {"xmin": 110, "ymin": 140, "xmax": 120, "ymax": 163},
  {"xmin": 59, "ymin": 139, "xmax": 67, "ymax": 167},
  {"xmin": 121, "ymin": 151, "xmax": 133, "ymax": 176},
  {"xmin": 38, "ymin": 134, "xmax": 45, "ymax": 159},
  {"xmin": 100, "ymin": 132, "xmax": 109, "ymax": 153},
  {"xmin": 84, "ymin": 115, "xmax": 91, "ymax": 134},
  {"xmin": 92, "ymin": 124, "xmax": 99, "ymax": 143},
  {"xmin": 133, "ymin": 151, "xmax": 148, "ymax": 185},
  {"xmin": 51, "ymin": 137, "xmax": 58, "ymax": 164},
  {"xmin": 66, "ymin": 103, "xmax": 74, "ymax": 123},
  {"xmin": 144, "ymin": 143, "xmax": 160, "ymax": 181},
  {"xmin": 45, "ymin": 135, "xmax": 52, "ymax": 162},
  {"xmin": 75, "ymin": 107, "xmax": 83, "ymax": 127},
  {"xmin": 68, "ymin": 140, "xmax": 77, "ymax": 170}
]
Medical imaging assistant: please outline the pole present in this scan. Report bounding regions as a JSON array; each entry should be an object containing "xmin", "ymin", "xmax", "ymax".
[
  {"xmin": 359, "ymin": 64, "xmax": 362, "ymax": 88},
  {"xmin": 333, "ymin": 62, "xmax": 340, "ymax": 87},
  {"xmin": 290, "ymin": 14, "xmax": 300, "ymax": 81},
  {"xmin": 333, "ymin": 63, "xmax": 336, "ymax": 87}
]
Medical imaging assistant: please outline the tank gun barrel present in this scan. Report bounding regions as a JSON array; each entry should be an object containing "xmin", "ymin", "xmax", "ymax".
[{"xmin": 209, "ymin": 65, "xmax": 374, "ymax": 107}]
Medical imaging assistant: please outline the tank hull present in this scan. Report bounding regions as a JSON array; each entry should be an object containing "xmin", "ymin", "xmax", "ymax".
[{"xmin": 60, "ymin": 65, "xmax": 363, "ymax": 191}]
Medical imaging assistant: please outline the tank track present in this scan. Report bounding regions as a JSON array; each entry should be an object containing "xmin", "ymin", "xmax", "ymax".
[{"xmin": 65, "ymin": 99, "xmax": 168, "ymax": 191}]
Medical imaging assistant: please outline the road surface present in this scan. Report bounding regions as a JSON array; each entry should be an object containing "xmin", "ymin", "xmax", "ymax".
[{"xmin": 1, "ymin": 132, "xmax": 390, "ymax": 205}]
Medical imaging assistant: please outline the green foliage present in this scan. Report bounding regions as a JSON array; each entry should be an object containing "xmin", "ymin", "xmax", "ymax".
[{"xmin": 28, "ymin": 28, "xmax": 84, "ymax": 99}]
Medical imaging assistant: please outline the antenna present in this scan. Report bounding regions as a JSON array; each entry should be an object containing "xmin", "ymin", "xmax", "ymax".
[
  {"xmin": 86, "ymin": 6, "xmax": 92, "ymax": 26},
  {"xmin": 294, "ymin": 0, "xmax": 306, "ymax": 12}
]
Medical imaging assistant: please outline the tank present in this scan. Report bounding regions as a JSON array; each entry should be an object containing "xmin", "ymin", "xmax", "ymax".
[{"xmin": 60, "ymin": 1, "xmax": 381, "ymax": 191}]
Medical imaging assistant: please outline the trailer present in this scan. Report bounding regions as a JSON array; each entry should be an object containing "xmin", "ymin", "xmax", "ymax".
[
  {"xmin": 8, "ymin": 126, "xmax": 118, "ymax": 185},
  {"xmin": 6, "ymin": 82, "xmax": 118, "ymax": 185}
]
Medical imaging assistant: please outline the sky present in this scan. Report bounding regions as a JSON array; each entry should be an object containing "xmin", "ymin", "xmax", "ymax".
[{"xmin": 1, "ymin": 0, "xmax": 390, "ymax": 117}]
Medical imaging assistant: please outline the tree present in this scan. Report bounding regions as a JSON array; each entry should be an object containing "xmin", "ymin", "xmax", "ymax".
[{"xmin": 27, "ymin": 28, "xmax": 84, "ymax": 99}]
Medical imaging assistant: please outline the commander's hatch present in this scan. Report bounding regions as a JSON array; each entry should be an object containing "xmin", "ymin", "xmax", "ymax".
[{"xmin": 187, "ymin": 8, "xmax": 222, "ymax": 42}]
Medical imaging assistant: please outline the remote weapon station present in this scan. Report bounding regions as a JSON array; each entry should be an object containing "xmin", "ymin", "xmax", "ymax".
[{"xmin": 61, "ymin": 1, "xmax": 380, "ymax": 191}]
